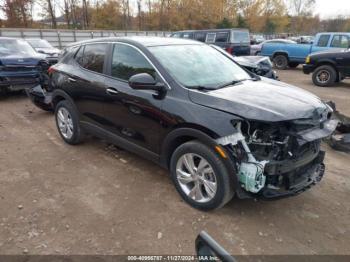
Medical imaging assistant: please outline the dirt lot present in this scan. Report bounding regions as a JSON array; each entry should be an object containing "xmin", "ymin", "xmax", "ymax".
[{"xmin": 0, "ymin": 68, "xmax": 349, "ymax": 255}]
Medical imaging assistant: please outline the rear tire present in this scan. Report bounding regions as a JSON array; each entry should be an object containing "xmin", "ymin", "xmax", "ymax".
[
  {"xmin": 312, "ymin": 65, "xmax": 337, "ymax": 87},
  {"xmin": 273, "ymin": 54, "xmax": 288, "ymax": 70},
  {"xmin": 170, "ymin": 141, "xmax": 234, "ymax": 211},
  {"xmin": 55, "ymin": 100, "xmax": 85, "ymax": 145}
]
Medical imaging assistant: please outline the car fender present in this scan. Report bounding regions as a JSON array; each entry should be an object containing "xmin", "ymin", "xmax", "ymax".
[{"xmin": 160, "ymin": 127, "xmax": 239, "ymax": 189}]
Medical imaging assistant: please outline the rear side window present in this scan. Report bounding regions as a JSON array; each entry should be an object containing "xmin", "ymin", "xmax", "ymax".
[
  {"xmin": 183, "ymin": 32, "xmax": 193, "ymax": 39},
  {"xmin": 81, "ymin": 43, "xmax": 108, "ymax": 73},
  {"xmin": 206, "ymin": 33, "xmax": 216, "ymax": 43},
  {"xmin": 330, "ymin": 35, "xmax": 349, "ymax": 48},
  {"xmin": 317, "ymin": 35, "xmax": 330, "ymax": 47},
  {"xmin": 194, "ymin": 32, "xmax": 206, "ymax": 42},
  {"xmin": 111, "ymin": 44, "xmax": 156, "ymax": 81},
  {"xmin": 215, "ymin": 32, "xmax": 229, "ymax": 43},
  {"xmin": 171, "ymin": 33, "xmax": 181, "ymax": 38}
]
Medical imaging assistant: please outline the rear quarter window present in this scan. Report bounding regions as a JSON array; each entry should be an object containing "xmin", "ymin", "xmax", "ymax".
[{"xmin": 232, "ymin": 31, "xmax": 250, "ymax": 43}]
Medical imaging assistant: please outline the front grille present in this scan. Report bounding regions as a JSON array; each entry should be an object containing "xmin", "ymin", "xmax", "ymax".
[{"xmin": 3, "ymin": 66, "xmax": 39, "ymax": 72}]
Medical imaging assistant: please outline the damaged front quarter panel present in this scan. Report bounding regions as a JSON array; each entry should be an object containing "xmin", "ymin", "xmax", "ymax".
[
  {"xmin": 216, "ymin": 122, "xmax": 268, "ymax": 194},
  {"xmin": 216, "ymin": 113, "xmax": 337, "ymax": 199}
]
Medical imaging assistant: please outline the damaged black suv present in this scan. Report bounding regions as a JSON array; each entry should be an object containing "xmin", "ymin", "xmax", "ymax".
[{"xmin": 27, "ymin": 37, "xmax": 337, "ymax": 210}]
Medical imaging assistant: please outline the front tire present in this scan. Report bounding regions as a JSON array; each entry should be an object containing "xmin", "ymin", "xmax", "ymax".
[
  {"xmin": 312, "ymin": 65, "xmax": 337, "ymax": 87},
  {"xmin": 55, "ymin": 100, "xmax": 85, "ymax": 145},
  {"xmin": 273, "ymin": 54, "xmax": 288, "ymax": 70},
  {"xmin": 170, "ymin": 141, "xmax": 234, "ymax": 211}
]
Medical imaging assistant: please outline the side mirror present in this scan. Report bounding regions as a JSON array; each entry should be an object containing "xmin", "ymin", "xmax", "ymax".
[
  {"xmin": 195, "ymin": 231, "xmax": 235, "ymax": 262},
  {"xmin": 129, "ymin": 73, "xmax": 165, "ymax": 92}
]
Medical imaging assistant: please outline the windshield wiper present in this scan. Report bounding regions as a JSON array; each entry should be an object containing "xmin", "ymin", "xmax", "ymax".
[
  {"xmin": 217, "ymin": 77, "xmax": 260, "ymax": 89},
  {"xmin": 185, "ymin": 85, "xmax": 216, "ymax": 91}
]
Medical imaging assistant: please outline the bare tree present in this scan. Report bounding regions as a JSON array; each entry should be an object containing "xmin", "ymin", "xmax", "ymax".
[
  {"xmin": 288, "ymin": 0, "xmax": 315, "ymax": 16},
  {"xmin": 47, "ymin": 0, "xmax": 57, "ymax": 28},
  {"xmin": 137, "ymin": 0, "xmax": 142, "ymax": 30}
]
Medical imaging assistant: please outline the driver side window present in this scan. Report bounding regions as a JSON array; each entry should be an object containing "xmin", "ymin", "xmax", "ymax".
[{"xmin": 111, "ymin": 44, "xmax": 156, "ymax": 81}]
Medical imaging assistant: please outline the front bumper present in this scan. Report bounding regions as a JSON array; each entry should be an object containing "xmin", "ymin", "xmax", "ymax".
[
  {"xmin": 302, "ymin": 64, "xmax": 315, "ymax": 74},
  {"xmin": 260, "ymin": 150, "xmax": 325, "ymax": 199},
  {"xmin": 0, "ymin": 72, "xmax": 41, "ymax": 91}
]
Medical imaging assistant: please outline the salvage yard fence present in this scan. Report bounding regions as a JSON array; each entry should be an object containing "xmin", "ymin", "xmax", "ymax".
[{"xmin": 0, "ymin": 28, "xmax": 172, "ymax": 49}]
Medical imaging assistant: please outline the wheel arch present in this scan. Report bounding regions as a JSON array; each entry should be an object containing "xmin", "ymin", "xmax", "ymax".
[
  {"xmin": 272, "ymin": 51, "xmax": 289, "ymax": 60},
  {"xmin": 161, "ymin": 126, "xmax": 240, "ymax": 191},
  {"xmin": 52, "ymin": 89, "xmax": 76, "ymax": 109}
]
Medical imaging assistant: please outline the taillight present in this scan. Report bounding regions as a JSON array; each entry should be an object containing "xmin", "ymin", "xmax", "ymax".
[
  {"xmin": 48, "ymin": 66, "xmax": 55, "ymax": 74},
  {"xmin": 225, "ymin": 47, "xmax": 233, "ymax": 54}
]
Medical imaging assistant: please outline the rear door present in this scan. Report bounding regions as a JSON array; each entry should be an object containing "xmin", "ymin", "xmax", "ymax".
[
  {"xmin": 103, "ymin": 43, "xmax": 164, "ymax": 153},
  {"xmin": 65, "ymin": 43, "xmax": 110, "ymax": 127}
]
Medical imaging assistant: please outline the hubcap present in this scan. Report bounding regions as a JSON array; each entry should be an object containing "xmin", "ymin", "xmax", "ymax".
[
  {"xmin": 57, "ymin": 107, "xmax": 74, "ymax": 139},
  {"xmin": 176, "ymin": 153, "xmax": 217, "ymax": 203},
  {"xmin": 316, "ymin": 70, "xmax": 330, "ymax": 83}
]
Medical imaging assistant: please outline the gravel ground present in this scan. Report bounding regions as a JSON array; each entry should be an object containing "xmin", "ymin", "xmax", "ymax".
[{"xmin": 0, "ymin": 68, "xmax": 349, "ymax": 255}]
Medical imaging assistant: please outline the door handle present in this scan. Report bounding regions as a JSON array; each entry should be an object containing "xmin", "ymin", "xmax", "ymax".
[
  {"xmin": 106, "ymin": 87, "xmax": 119, "ymax": 95},
  {"xmin": 68, "ymin": 77, "xmax": 76, "ymax": 82}
]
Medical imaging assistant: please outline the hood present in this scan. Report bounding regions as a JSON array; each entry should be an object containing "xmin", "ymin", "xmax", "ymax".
[
  {"xmin": 0, "ymin": 54, "xmax": 46, "ymax": 66},
  {"xmin": 310, "ymin": 48, "xmax": 347, "ymax": 57},
  {"xmin": 35, "ymin": 47, "xmax": 60, "ymax": 56},
  {"xmin": 188, "ymin": 78, "xmax": 327, "ymax": 122},
  {"xmin": 233, "ymin": 56, "xmax": 271, "ymax": 69}
]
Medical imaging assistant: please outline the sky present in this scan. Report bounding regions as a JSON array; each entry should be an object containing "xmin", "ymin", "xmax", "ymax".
[{"xmin": 313, "ymin": 0, "xmax": 350, "ymax": 18}]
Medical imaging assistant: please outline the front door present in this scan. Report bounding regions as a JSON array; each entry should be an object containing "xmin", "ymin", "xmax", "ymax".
[{"xmin": 103, "ymin": 43, "xmax": 164, "ymax": 154}]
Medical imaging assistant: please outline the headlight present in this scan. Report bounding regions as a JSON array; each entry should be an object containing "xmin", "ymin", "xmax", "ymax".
[{"xmin": 305, "ymin": 56, "xmax": 310, "ymax": 64}]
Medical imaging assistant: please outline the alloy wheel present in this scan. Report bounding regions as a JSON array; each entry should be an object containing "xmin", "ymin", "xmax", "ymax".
[
  {"xmin": 57, "ymin": 107, "xmax": 74, "ymax": 139},
  {"xmin": 176, "ymin": 153, "xmax": 217, "ymax": 203},
  {"xmin": 316, "ymin": 70, "xmax": 330, "ymax": 84}
]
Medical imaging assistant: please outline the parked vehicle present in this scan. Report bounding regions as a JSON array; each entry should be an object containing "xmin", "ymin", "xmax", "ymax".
[
  {"xmin": 250, "ymin": 34, "xmax": 265, "ymax": 45},
  {"xmin": 251, "ymin": 39, "xmax": 296, "ymax": 56},
  {"xmin": 27, "ymin": 37, "xmax": 337, "ymax": 210},
  {"xmin": 261, "ymin": 32, "xmax": 350, "ymax": 69},
  {"xmin": 210, "ymin": 44, "xmax": 278, "ymax": 79},
  {"xmin": 26, "ymin": 38, "xmax": 61, "ymax": 65},
  {"xmin": 303, "ymin": 48, "xmax": 350, "ymax": 86},
  {"xmin": 170, "ymin": 28, "xmax": 250, "ymax": 56},
  {"xmin": 0, "ymin": 37, "xmax": 48, "ymax": 95}
]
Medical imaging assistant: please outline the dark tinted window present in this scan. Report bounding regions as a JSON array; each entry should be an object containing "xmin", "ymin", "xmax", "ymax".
[
  {"xmin": 317, "ymin": 35, "xmax": 330, "ymax": 47},
  {"xmin": 183, "ymin": 32, "xmax": 193, "ymax": 39},
  {"xmin": 75, "ymin": 45, "xmax": 85, "ymax": 65},
  {"xmin": 81, "ymin": 43, "xmax": 107, "ymax": 73},
  {"xmin": 60, "ymin": 45, "xmax": 79, "ymax": 63},
  {"xmin": 194, "ymin": 32, "xmax": 206, "ymax": 42},
  {"xmin": 215, "ymin": 32, "xmax": 229, "ymax": 43},
  {"xmin": 171, "ymin": 33, "xmax": 181, "ymax": 38},
  {"xmin": 111, "ymin": 44, "xmax": 156, "ymax": 81},
  {"xmin": 330, "ymin": 35, "xmax": 349, "ymax": 48}
]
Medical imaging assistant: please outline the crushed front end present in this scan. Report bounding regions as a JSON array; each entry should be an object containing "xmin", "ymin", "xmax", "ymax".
[{"xmin": 217, "ymin": 108, "xmax": 338, "ymax": 199}]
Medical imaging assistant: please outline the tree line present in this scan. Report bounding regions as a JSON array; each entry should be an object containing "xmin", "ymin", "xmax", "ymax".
[{"xmin": 0, "ymin": 0, "xmax": 350, "ymax": 34}]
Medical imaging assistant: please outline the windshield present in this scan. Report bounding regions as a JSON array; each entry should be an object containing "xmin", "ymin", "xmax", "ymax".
[
  {"xmin": 0, "ymin": 39, "xmax": 37, "ymax": 56},
  {"xmin": 149, "ymin": 44, "xmax": 251, "ymax": 89},
  {"xmin": 232, "ymin": 31, "xmax": 250, "ymax": 43},
  {"xmin": 27, "ymin": 39, "xmax": 52, "ymax": 48}
]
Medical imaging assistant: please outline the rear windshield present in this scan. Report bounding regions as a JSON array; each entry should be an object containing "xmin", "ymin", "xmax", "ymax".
[
  {"xmin": 232, "ymin": 31, "xmax": 250, "ymax": 43},
  {"xmin": 27, "ymin": 39, "xmax": 52, "ymax": 48}
]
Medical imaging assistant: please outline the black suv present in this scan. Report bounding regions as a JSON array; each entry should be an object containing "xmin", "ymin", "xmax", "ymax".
[
  {"xmin": 303, "ymin": 48, "xmax": 350, "ymax": 87},
  {"xmin": 27, "ymin": 37, "xmax": 337, "ymax": 210}
]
